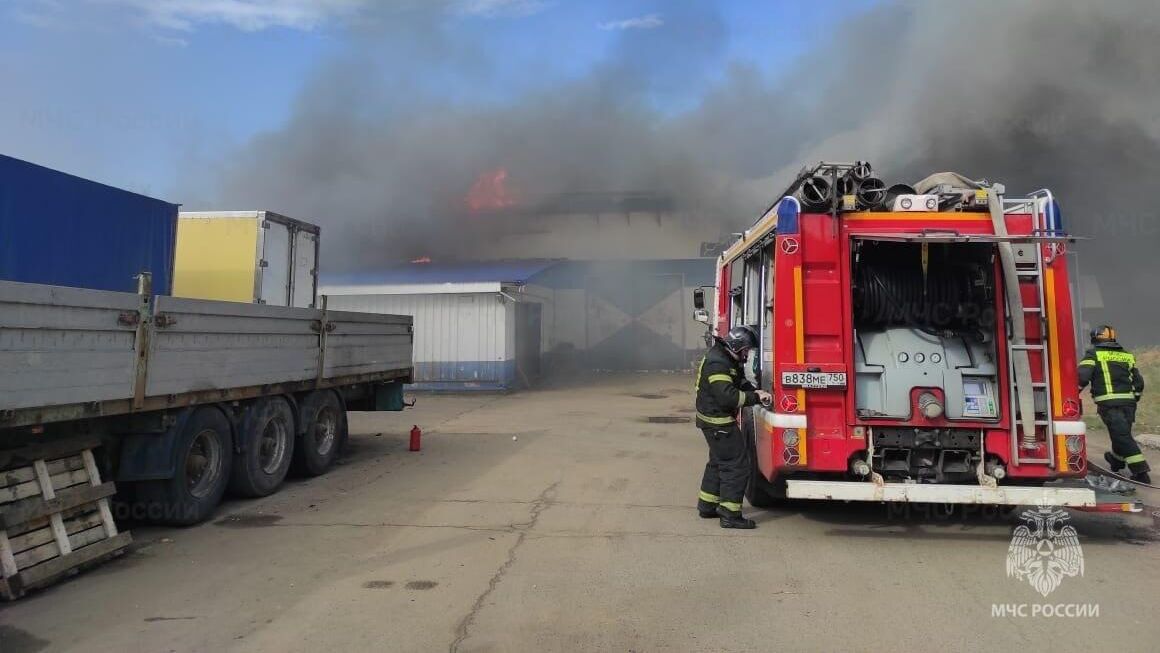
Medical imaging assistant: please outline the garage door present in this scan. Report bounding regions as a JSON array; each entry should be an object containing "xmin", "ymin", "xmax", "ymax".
[{"xmin": 585, "ymin": 273, "xmax": 686, "ymax": 370}]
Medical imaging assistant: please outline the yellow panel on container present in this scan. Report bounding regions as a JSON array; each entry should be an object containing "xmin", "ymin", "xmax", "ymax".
[{"xmin": 172, "ymin": 218, "xmax": 259, "ymax": 303}]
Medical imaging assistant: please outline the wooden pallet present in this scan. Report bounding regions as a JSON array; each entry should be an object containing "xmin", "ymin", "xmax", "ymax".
[{"xmin": 0, "ymin": 437, "xmax": 132, "ymax": 600}]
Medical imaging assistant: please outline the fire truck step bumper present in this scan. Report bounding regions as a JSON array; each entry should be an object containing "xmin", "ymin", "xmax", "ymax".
[{"xmin": 784, "ymin": 480, "xmax": 1097, "ymax": 506}]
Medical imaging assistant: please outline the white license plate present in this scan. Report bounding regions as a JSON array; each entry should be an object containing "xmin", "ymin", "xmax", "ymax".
[{"xmin": 781, "ymin": 371, "xmax": 847, "ymax": 389}]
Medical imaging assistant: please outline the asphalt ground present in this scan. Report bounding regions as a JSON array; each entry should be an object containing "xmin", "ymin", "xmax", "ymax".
[{"xmin": 2, "ymin": 373, "xmax": 1158, "ymax": 652}]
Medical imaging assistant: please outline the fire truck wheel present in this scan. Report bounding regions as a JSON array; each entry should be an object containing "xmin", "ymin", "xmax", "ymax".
[
  {"xmin": 746, "ymin": 463, "xmax": 787, "ymax": 508},
  {"xmin": 136, "ymin": 407, "xmax": 233, "ymax": 526},
  {"xmin": 293, "ymin": 390, "xmax": 346, "ymax": 477},
  {"xmin": 229, "ymin": 397, "xmax": 296, "ymax": 498},
  {"xmin": 743, "ymin": 408, "xmax": 787, "ymax": 508}
]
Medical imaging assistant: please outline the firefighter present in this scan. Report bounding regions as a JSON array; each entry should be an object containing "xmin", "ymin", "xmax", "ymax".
[
  {"xmin": 1079, "ymin": 325, "xmax": 1150, "ymax": 484},
  {"xmin": 694, "ymin": 325, "xmax": 772, "ymax": 529}
]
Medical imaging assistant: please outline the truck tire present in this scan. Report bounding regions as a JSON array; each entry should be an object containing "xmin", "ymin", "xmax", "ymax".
[
  {"xmin": 137, "ymin": 407, "xmax": 233, "ymax": 526},
  {"xmin": 229, "ymin": 397, "xmax": 296, "ymax": 497},
  {"xmin": 292, "ymin": 390, "xmax": 346, "ymax": 477},
  {"xmin": 746, "ymin": 463, "xmax": 787, "ymax": 509},
  {"xmin": 743, "ymin": 408, "xmax": 786, "ymax": 508}
]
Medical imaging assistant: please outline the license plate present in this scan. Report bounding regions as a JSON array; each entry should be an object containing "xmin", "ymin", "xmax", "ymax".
[{"xmin": 781, "ymin": 371, "xmax": 847, "ymax": 389}]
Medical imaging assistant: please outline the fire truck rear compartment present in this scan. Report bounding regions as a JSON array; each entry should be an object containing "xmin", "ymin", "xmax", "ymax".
[{"xmin": 851, "ymin": 241, "xmax": 1000, "ymax": 480}]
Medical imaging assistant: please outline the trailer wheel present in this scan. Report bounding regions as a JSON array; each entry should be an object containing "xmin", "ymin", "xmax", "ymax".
[
  {"xmin": 137, "ymin": 407, "xmax": 233, "ymax": 526},
  {"xmin": 229, "ymin": 397, "xmax": 296, "ymax": 497},
  {"xmin": 293, "ymin": 390, "xmax": 346, "ymax": 477}
]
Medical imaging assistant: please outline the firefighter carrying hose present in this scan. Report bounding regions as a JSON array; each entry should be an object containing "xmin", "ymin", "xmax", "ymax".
[
  {"xmin": 1079, "ymin": 325, "xmax": 1150, "ymax": 484},
  {"xmin": 694, "ymin": 326, "xmax": 772, "ymax": 529}
]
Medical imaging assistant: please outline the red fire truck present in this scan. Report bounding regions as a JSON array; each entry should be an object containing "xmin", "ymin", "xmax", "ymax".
[{"xmin": 694, "ymin": 162, "xmax": 1134, "ymax": 510}]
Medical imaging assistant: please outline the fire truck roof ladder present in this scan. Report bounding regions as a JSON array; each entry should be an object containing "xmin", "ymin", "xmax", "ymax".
[{"xmin": 993, "ymin": 187, "xmax": 1059, "ymax": 466}]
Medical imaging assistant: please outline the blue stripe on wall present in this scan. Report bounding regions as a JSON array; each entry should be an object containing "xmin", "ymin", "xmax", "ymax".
[{"xmin": 409, "ymin": 360, "xmax": 517, "ymax": 390}]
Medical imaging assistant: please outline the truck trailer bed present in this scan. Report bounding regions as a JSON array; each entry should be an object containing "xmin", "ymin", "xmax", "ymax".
[{"xmin": 0, "ymin": 280, "xmax": 413, "ymax": 431}]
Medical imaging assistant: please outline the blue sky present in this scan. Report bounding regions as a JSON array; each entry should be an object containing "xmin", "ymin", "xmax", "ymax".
[{"xmin": 0, "ymin": 0, "xmax": 876, "ymax": 200}]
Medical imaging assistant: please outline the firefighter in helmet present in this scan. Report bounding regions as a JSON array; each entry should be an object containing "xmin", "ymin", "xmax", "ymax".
[
  {"xmin": 694, "ymin": 325, "xmax": 772, "ymax": 529},
  {"xmin": 1079, "ymin": 325, "xmax": 1150, "ymax": 483}
]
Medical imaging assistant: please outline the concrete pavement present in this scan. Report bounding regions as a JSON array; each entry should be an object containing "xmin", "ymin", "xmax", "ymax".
[{"xmin": 2, "ymin": 374, "xmax": 1158, "ymax": 652}]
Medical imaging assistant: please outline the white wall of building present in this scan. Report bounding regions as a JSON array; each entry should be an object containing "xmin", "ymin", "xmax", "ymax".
[{"xmin": 325, "ymin": 291, "xmax": 513, "ymax": 387}]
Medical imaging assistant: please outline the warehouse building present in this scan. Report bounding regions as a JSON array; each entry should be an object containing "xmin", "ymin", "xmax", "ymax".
[{"xmin": 321, "ymin": 258, "xmax": 714, "ymax": 390}]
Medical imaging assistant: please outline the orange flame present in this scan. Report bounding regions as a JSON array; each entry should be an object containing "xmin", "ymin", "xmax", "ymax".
[{"xmin": 466, "ymin": 167, "xmax": 516, "ymax": 213}]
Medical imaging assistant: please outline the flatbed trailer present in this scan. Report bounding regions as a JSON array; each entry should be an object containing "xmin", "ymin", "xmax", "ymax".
[{"xmin": 0, "ymin": 277, "xmax": 413, "ymax": 597}]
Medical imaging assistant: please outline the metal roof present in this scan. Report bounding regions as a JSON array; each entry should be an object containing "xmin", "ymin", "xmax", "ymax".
[
  {"xmin": 321, "ymin": 259, "xmax": 561, "ymax": 288},
  {"xmin": 179, "ymin": 210, "xmax": 321, "ymax": 234}
]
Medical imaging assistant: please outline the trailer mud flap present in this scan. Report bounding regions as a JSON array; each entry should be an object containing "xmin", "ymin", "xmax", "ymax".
[{"xmin": 374, "ymin": 381, "xmax": 406, "ymax": 411}]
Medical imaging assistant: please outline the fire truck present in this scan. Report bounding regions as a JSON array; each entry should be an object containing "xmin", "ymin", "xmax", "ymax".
[{"xmin": 694, "ymin": 161, "xmax": 1135, "ymax": 510}]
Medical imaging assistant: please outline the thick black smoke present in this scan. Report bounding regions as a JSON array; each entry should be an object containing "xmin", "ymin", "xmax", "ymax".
[
  {"xmin": 206, "ymin": 0, "xmax": 1160, "ymax": 342},
  {"xmin": 209, "ymin": 3, "xmax": 740, "ymax": 266},
  {"xmin": 771, "ymin": 0, "xmax": 1160, "ymax": 344}
]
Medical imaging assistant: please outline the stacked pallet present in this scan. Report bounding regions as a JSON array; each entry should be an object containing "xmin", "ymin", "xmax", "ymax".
[{"xmin": 0, "ymin": 437, "xmax": 132, "ymax": 600}]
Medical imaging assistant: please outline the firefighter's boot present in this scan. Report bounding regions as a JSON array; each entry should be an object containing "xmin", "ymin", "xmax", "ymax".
[
  {"xmin": 717, "ymin": 505, "xmax": 756, "ymax": 529},
  {"xmin": 1132, "ymin": 471, "xmax": 1152, "ymax": 485},
  {"xmin": 1104, "ymin": 451, "xmax": 1126, "ymax": 473},
  {"xmin": 697, "ymin": 491, "xmax": 719, "ymax": 518}
]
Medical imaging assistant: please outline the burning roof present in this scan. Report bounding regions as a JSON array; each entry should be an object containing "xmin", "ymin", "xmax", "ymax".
[{"xmin": 466, "ymin": 167, "xmax": 517, "ymax": 213}]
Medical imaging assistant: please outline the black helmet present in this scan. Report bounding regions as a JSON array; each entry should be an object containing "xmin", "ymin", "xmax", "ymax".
[
  {"xmin": 721, "ymin": 325, "xmax": 758, "ymax": 357},
  {"xmin": 1090, "ymin": 324, "xmax": 1116, "ymax": 344}
]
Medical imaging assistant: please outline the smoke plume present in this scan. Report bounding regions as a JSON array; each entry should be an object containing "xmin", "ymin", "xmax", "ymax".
[{"xmin": 206, "ymin": 0, "xmax": 1160, "ymax": 342}]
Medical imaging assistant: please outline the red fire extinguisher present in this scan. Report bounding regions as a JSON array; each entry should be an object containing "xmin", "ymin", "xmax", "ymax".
[{"xmin": 409, "ymin": 425, "xmax": 422, "ymax": 452}]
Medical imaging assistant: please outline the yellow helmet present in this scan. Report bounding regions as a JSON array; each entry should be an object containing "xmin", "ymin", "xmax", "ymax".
[{"xmin": 1090, "ymin": 324, "xmax": 1116, "ymax": 344}]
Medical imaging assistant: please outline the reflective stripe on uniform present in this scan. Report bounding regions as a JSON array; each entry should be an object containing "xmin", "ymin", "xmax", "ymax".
[
  {"xmin": 694, "ymin": 357, "xmax": 706, "ymax": 392},
  {"xmin": 1096, "ymin": 350, "xmax": 1136, "ymax": 365},
  {"xmin": 708, "ymin": 374, "xmax": 734, "ymax": 384},
  {"xmin": 1099, "ymin": 358, "xmax": 1113, "ymax": 397},
  {"xmin": 719, "ymin": 501, "xmax": 742, "ymax": 512},
  {"xmin": 698, "ymin": 491, "xmax": 720, "ymax": 503},
  {"xmin": 1107, "ymin": 451, "xmax": 1125, "ymax": 461},
  {"xmin": 1125, "ymin": 453, "xmax": 1148, "ymax": 465},
  {"xmin": 737, "ymin": 392, "xmax": 746, "ymax": 408},
  {"xmin": 1078, "ymin": 359, "xmax": 1095, "ymax": 367},
  {"xmin": 697, "ymin": 412, "xmax": 736, "ymax": 425},
  {"xmin": 1094, "ymin": 392, "xmax": 1137, "ymax": 402}
]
